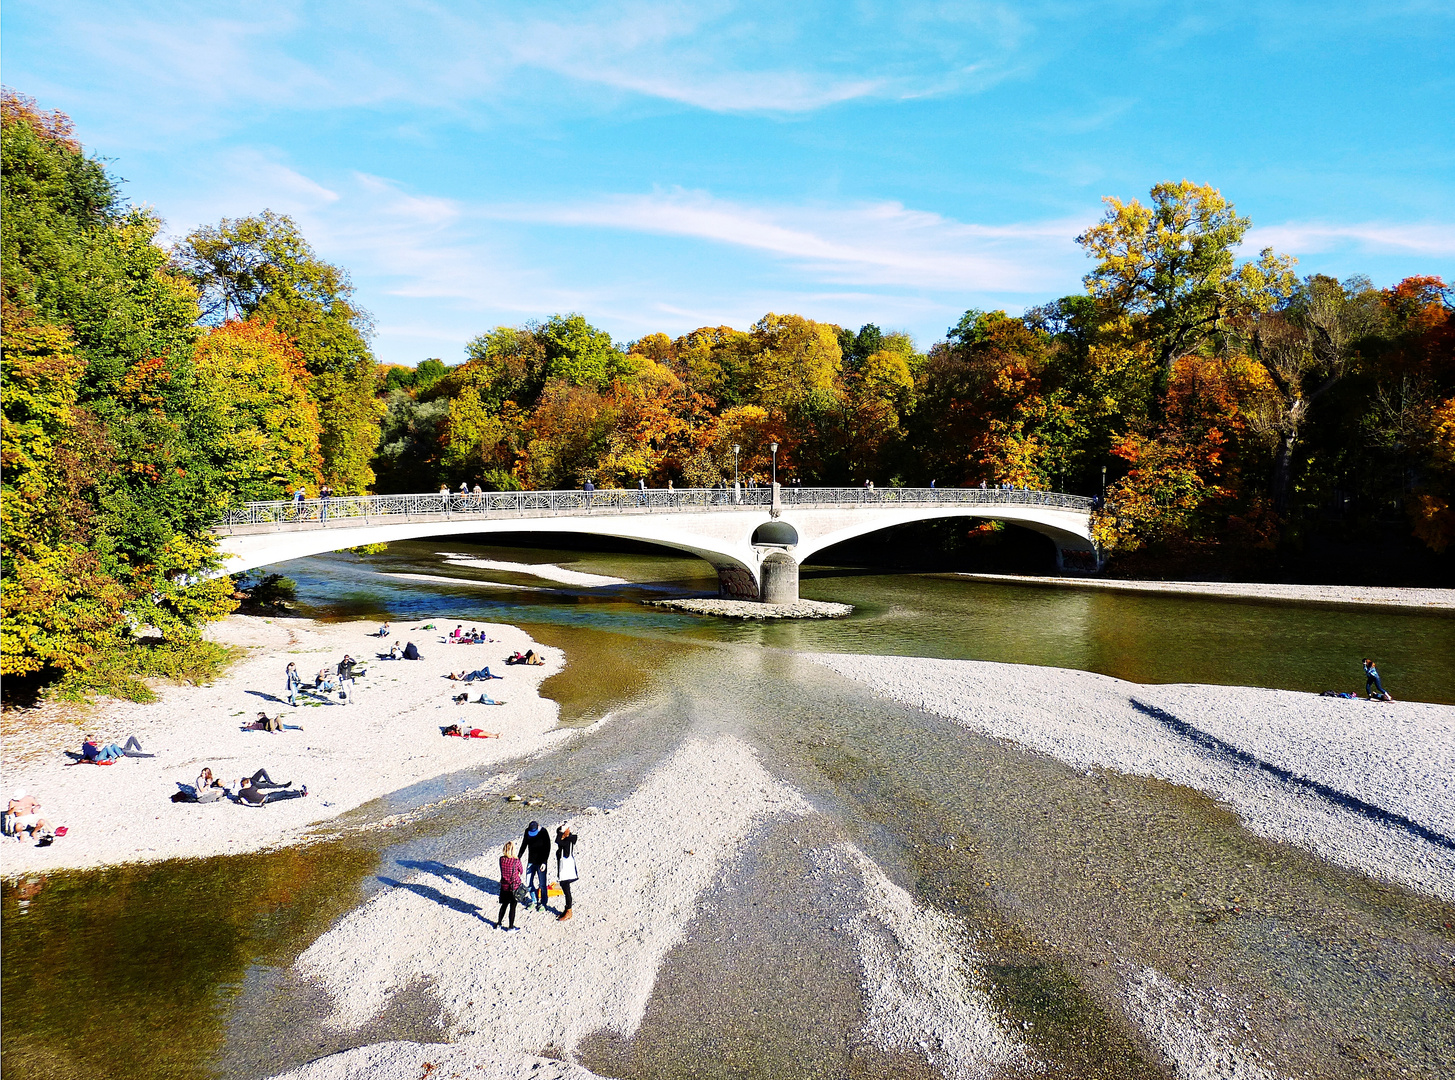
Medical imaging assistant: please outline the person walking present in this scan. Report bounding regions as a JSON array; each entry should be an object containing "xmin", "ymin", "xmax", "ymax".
[
  {"xmin": 337, "ymin": 655, "xmax": 357, "ymax": 704},
  {"xmin": 555, "ymin": 823, "xmax": 580, "ymax": 921},
  {"xmin": 285, "ymin": 662, "xmax": 302, "ymax": 707},
  {"xmin": 519, "ymin": 819, "xmax": 552, "ymax": 913},
  {"xmin": 498, "ymin": 840, "xmax": 524, "ymax": 930},
  {"xmin": 1363, "ymin": 658, "xmax": 1391, "ymax": 700}
]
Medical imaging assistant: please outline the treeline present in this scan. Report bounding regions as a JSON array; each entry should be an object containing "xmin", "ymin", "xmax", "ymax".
[
  {"xmin": 3, "ymin": 93, "xmax": 1452, "ymax": 688},
  {"xmin": 1, "ymin": 93, "xmax": 379, "ymax": 685}
]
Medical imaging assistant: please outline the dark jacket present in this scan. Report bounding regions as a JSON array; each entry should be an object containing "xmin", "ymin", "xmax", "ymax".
[{"xmin": 520, "ymin": 827, "xmax": 552, "ymax": 866}]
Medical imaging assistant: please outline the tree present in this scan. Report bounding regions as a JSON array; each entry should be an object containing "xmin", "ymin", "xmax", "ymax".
[
  {"xmin": 1242, "ymin": 275, "xmax": 1384, "ymax": 513},
  {"xmin": 191, "ymin": 319, "xmax": 322, "ymax": 502},
  {"xmin": 1077, "ymin": 181, "xmax": 1295, "ymax": 390},
  {"xmin": 172, "ymin": 212, "xmax": 382, "ymax": 489}
]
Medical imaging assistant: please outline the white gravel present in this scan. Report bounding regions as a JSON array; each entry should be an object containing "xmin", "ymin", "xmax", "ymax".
[
  {"xmin": 286, "ymin": 737, "xmax": 811, "ymax": 1071},
  {"xmin": 1122, "ymin": 965, "xmax": 1281, "ymax": 1080},
  {"xmin": 812, "ymin": 654, "xmax": 1455, "ymax": 901},
  {"xmin": 960, "ymin": 574, "xmax": 1455, "ymax": 610},
  {"xmin": 436, "ymin": 554, "xmax": 627, "ymax": 588},
  {"xmin": 0, "ymin": 616, "xmax": 568, "ymax": 877},
  {"xmin": 268, "ymin": 1042, "xmax": 605, "ymax": 1080},
  {"xmin": 836, "ymin": 844, "xmax": 1031, "ymax": 1080}
]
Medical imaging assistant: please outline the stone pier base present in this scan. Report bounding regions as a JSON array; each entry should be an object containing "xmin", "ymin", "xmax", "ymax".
[{"xmin": 759, "ymin": 551, "xmax": 799, "ymax": 604}]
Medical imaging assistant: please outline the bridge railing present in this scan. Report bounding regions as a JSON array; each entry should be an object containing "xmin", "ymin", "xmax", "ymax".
[{"xmin": 214, "ymin": 486, "xmax": 1093, "ymax": 529}]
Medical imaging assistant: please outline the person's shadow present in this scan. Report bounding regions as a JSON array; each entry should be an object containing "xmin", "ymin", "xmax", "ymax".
[
  {"xmin": 244, "ymin": 690, "xmax": 291, "ymax": 705},
  {"xmin": 396, "ymin": 858, "xmax": 499, "ymax": 897},
  {"xmin": 375, "ymin": 876, "xmax": 490, "ymax": 921}
]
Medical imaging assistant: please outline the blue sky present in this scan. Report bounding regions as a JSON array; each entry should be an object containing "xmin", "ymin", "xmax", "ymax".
[{"xmin": 5, "ymin": 0, "xmax": 1453, "ymax": 366}]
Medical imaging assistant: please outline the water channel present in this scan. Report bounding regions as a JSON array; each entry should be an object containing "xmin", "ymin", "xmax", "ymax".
[{"xmin": 4, "ymin": 540, "xmax": 1453, "ymax": 1080}]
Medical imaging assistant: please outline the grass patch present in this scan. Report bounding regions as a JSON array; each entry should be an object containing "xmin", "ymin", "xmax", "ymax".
[{"xmin": 53, "ymin": 639, "xmax": 241, "ymax": 705}]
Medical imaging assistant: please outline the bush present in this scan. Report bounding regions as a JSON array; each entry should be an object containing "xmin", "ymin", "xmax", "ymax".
[{"xmin": 53, "ymin": 638, "xmax": 239, "ymax": 704}]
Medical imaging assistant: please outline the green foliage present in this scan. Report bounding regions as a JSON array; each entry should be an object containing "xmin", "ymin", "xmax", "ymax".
[{"xmin": 53, "ymin": 638, "xmax": 239, "ymax": 704}]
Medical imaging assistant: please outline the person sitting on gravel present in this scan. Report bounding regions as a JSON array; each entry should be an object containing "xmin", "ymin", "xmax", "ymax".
[
  {"xmin": 6, "ymin": 789, "xmax": 53, "ymax": 843},
  {"xmin": 389, "ymin": 642, "xmax": 402, "ymax": 660},
  {"xmin": 377, "ymin": 622, "xmax": 391, "ymax": 638},
  {"xmin": 235, "ymin": 777, "xmax": 308, "ymax": 806},
  {"xmin": 194, "ymin": 768, "xmax": 227, "ymax": 802},
  {"xmin": 315, "ymin": 668, "xmax": 337, "ymax": 692},
  {"xmin": 83, "ymin": 735, "xmax": 153, "ymax": 762},
  {"xmin": 1363, "ymin": 658, "xmax": 1393, "ymax": 701},
  {"xmin": 402, "ymin": 642, "xmax": 422, "ymax": 661}
]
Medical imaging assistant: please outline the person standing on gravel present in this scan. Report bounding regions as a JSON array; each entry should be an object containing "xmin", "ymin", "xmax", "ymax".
[
  {"xmin": 285, "ymin": 662, "xmax": 302, "ymax": 707},
  {"xmin": 555, "ymin": 823, "xmax": 580, "ymax": 921},
  {"xmin": 498, "ymin": 841, "xmax": 523, "ymax": 930},
  {"xmin": 519, "ymin": 820, "xmax": 552, "ymax": 912},
  {"xmin": 337, "ymin": 655, "xmax": 357, "ymax": 704}
]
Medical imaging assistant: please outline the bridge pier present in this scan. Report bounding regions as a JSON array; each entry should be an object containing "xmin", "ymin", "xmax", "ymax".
[
  {"xmin": 758, "ymin": 551, "xmax": 799, "ymax": 604},
  {"xmin": 717, "ymin": 566, "xmax": 759, "ymax": 600}
]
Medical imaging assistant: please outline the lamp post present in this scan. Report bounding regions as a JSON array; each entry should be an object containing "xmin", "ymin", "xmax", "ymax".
[
  {"xmin": 733, "ymin": 444, "xmax": 740, "ymax": 486},
  {"xmin": 770, "ymin": 442, "xmax": 778, "ymax": 486},
  {"xmin": 1100, "ymin": 465, "xmax": 1107, "ymax": 500}
]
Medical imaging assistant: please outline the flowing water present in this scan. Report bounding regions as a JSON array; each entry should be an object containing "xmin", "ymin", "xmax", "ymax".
[{"xmin": 4, "ymin": 541, "xmax": 1453, "ymax": 1080}]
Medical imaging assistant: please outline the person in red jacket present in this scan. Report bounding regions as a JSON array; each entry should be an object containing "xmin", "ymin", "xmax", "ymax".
[{"xmin": 498, "ymin": 841, "xmax": 523, "ymax": 930}]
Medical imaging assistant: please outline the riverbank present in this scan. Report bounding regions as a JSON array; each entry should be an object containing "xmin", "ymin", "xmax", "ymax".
[
  {"xmin": 813, "ymin": 653, "xmax": 1455, "ymax": 902},
  {"xmin": 960, "ymin": 573, "xmax": 1455, "ymax": 610},
  {"xmin": 0, "ymin": 615, "xmax": 567, "ymax": 877}
]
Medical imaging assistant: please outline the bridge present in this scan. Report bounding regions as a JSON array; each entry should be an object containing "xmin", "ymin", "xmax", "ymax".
[{"xmin": 212, "ymin": 485, "xmax": 1100, "ymax": 603}]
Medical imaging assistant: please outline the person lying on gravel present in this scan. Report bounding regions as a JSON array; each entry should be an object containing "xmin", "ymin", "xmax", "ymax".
[
  {"xmin": 247, "ymin": 712, "xmax": 284, "ymax": 732},
  {"xmin": 83, "ymin": 735, "xmax": 153, "ymax": 762},
  {"xmin": 442, "ymin": 724, "xmax": 500, "ymax": 739},
  {"xmin": 235, "ymin": 777, "xmax": 308, "ymax": 806}
]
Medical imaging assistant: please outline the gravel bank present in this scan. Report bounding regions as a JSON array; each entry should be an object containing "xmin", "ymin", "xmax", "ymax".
[
  {"xmin": 812, "ymin": 654, "xmax": 1455, "ymax": 901},
  {"xmin": 0, "ymin": 615, "xmax": 568, "ymax": 877},
  {"xmin": 272, "ymin": 737, "xmax": 1035, "ymax": 1080},
  {"xmin": 644, "ymin": 598, "xmax": 853, "ymax": 619},
  {"xmin": 960, "ymin": 573, "xmax": 1455, "ymax": 610}
]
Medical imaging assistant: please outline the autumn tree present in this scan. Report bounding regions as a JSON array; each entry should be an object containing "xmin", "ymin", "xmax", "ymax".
[
  {"xmin": 172, "ymin": 212, "xmax": 382, "ymax": 491},
  {"xmin": 1078, "ymin": 181, "xmax": 1296, "ymax": 393}
]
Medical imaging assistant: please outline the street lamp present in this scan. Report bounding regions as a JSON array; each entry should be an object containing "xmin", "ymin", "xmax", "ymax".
[
  {"xmin": 770, "ymin": 442, "xmax": 778, "ymax": 486},
  {"xmin": 1100, "ymin": 465, "xmax": 1107, "ymax": 500},
  {"xmin": 733, "ymin": 444, "xmax": 740, "ymax": 486}
]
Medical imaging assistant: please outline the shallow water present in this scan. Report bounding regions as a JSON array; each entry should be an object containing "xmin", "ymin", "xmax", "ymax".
[
  {"xmin": 4, "ymin": 543, "xmax": 1453, "ymax": 1080},
  {"xmin": 291, "ymin": 541, "xmax": 1455, "ymax": 703}
]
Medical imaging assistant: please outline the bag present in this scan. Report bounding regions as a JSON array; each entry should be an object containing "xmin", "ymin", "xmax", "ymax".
[
  {"xmin": 558, "ymin": 855, "xmax": 579, "ymax": 883},
  {"xmin": 338, "ymin": 690, "xmax": 347, "ymax": 700}
]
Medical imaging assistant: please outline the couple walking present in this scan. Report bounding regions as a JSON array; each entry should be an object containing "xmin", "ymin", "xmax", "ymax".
[{"xmin": 497, "ymin": 820, "xmax": 579, "ymax": 930}]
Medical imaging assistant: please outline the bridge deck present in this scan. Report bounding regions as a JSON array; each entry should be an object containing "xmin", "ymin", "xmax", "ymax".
[{"xmin": 213, "ymin": 486, "xmax": 1094, "ymax": 536}]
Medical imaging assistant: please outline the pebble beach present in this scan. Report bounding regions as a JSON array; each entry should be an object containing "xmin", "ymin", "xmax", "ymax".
[{"xmin": 5, "ymin": 612, "xmax": 1452, "ymax": 1080}]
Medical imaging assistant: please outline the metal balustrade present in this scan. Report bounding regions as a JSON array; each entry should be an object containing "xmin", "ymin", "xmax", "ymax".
[{"xmin": 214, "ymin": 486, "xmax": 1094, "ymax": 532}]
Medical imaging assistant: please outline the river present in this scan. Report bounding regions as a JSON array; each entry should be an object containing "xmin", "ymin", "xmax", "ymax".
[{"xmin": 4, "ymin": 541, "xmax": 1452, "ymax": 1080}]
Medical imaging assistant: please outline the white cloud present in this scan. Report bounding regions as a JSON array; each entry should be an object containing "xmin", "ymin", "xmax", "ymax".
[
  {"xmin": 488, "ymin": 188, "xmax": 1089, "ymax": 291},
  {"xmin": 23, "ymin": 0, "xmax": 1030, "ymax": 129},
  {"xmin": 1247, "ymin": 221, "xmax": 1455, "ymax": 258}
]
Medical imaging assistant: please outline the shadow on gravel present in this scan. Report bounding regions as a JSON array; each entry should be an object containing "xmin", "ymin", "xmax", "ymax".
[{"xmin": 1129, "ymin": 698, "xmax": 1455, "ymax": 851}]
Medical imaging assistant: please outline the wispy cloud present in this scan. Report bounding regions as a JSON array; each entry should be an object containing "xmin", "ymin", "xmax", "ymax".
[
  {"xmin": 488, "ymin": 189, "xmax": 1088, "ymax": 291},
  {"xmin": 1247, "ymin": 222, "xmax": 1455, "ymax": 258},
  {"xmin": 21, "ymin": 0, "xmax": 1032, "ymax": 131}
]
